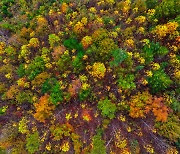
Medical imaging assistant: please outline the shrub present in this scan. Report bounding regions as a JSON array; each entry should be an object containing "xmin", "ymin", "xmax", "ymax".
[
  {"xmin": 98, "ymin": 98, "xmax": 117, "ymax": 119},
  {"xmin": 26, "ymin": 131, "xmax": 40, "ymax": 154},
  {"xmin": 64, "ymin": 92, "xmax": 71, "ymax": 101},
  {"xmin": 135, "ymin": 16, "xmax": 146, "ymax": 24},
  {"xmin": 0, "ymin": 64, "xmax": 13, "ymax": 74},
  {"xmin": 36, "ymin": 15, "xmax": 48, "ymax": 28},
  {"xmin": 171, "ymin": 99, "xmax": 180, "ymax": 113},
  {"xmin": 142, "ymin": 42, "xmax": 153, "ymax": 64},
  {"xmin": 0, "ymin": 22, "xmax": 17, "ymax": 32},
  {"xmin": 0, "ymin": 41, "xmax": 5, "ymax": 54},
  {"xmin": 11, "ymin": 139, "xmax": 27, "ymax": 154},
  {"xmin": 114, "ymin": 130, "xmax": 128, "ymax": 149},
  {"xmin": 103, "ymin": 16, "xmax": 115, "ymax": 26},
  {"xmin": 0, "ymin": 148, "xmax": 5, "ymax": 153},
  {"xmin": 50, "ymin": 123, "xmax": 82, "ymax": 153},
  {"xmin": 115, "ymin": 55, "xmax": 134, "ymax": 74},
  {"xmin": 121, "ymin": 26, "xmax": 135, "ymax": 40},
  {"xmin": 175, "ymin": 15, "xmax": 180, "ymax": 25}
]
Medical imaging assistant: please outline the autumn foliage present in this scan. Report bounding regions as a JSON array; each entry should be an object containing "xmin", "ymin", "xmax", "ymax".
[
  {"xmin": 34, "ymin": 94, "xmax": 55, "ymax": 123},
  {"xmin": 0, "ymin": 0, "xmax": 179, "ymax": 153}
]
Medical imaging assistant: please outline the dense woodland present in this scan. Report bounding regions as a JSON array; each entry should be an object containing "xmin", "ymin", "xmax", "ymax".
[{"xmin": 0, "ymin": 0, "xmax": 180, "ymax": 153}]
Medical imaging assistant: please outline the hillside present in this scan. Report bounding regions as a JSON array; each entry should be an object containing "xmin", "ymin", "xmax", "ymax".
[{"xmin": 0, "ymin": 0, "xmax": 180, "ymax": 153}]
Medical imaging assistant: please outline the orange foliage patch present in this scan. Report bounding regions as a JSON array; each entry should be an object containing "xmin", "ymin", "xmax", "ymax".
[
  {"xmin": 81, "ymin": 109, "xmax": 92, "ymax": 122},
  {"xmin": 61, "ymin": 3, "xmax": 69, "ymax": 13},
  {"xmin": 68, "ymin": 79, "xmax": 81, "ymax": 97},
  {"xmin": 146, "ymin": 97, "xmax": 168, "ymax": 122},
  {"xmin": 34, "ymin": 94, "xmax": 55, "ymax": 123},
  {"xmin": 52, "ymin": 45, "xmax": 66, "ymax": 60},
  {"xmin": 6, "ymin": 85, "xmax": 19, "ymax": 99}
]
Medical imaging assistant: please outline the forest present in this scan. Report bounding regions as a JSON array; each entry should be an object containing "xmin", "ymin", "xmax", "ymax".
[{"xmin": 0, "ymin": 0, "xmax": 180, "ymax": 153}]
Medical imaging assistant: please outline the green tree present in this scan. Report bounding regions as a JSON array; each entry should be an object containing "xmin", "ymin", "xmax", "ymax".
[
  {"xmin": 98, "ymin": 98, "xmax": 117, "ymax": 119},
  {"xmin": 26, "ymin": 131, "xmax": 40, "ymax": 154},
  {"xmin": 91, "ymin": 129, "xmax": 106, "ymax": 154},
  {"xmin": 110, "ymin": 48, "xmax": 128, "ymax": 67},
  {"xmin": 148, "ymin": 69, "xmax": 173, "ymax": 93}
]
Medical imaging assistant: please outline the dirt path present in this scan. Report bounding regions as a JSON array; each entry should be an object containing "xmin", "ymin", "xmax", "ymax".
[{"xmin": 0, "ymin": 29, "xmax": 9, "ymax": 44}]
